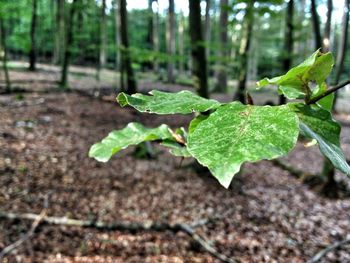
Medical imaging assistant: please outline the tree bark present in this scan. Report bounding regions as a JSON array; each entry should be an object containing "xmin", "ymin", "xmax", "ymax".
[
  {"xmin": 310, "ymin": 0, "xmax": 322, "ymax": 50},
  {"xmin": 59, "ymin": 0, "xmax": 78, "ymax": 89},
  {"xmin": 0, "ymin": 17, "xmax": 11, "ymax": 93},
  {"xmin": 153, "ymin": 0, "xmax": 160, "ymax": 73},
  {"xmin": 54, "ymin": 0, "xmax": 65, "ymax": 65},
  {"xmin": 146, "ymin": 0, "xmax": 154, "ymax": 51},
  {"xmin": 204, "ymin": 0, "xmax": 211, "ymax": 59},
  {"xmin": 189, "ymin": 0, "xmax": 209, "ymax": 98},
  {"xmin": 178, "ymin": 12, "xmax": 185, "ymax": 75},
  {"xmin": 99, "ymin": 0, "xmax": 107, "ymax": 68},
  {"xmin": 119, "ymin": 0, "xmax": 137, "ymax": 94},
  {"xmin": 319, "ymin": 0, "xmax": 349, "ymax": 196},
  {"xmin": 167, "ymin": 0, "xmax": 175, "ymax": 83},
  {"xmin": 322, "ymin": 0, "xmax": 333, "ymax": 52},
  {"xmin": 233, "ymin": 0, "xmax": 254, "ymax": 103},
  {"xmin": 334, "ymin": 0, "xmax": 349, "ymax": 85},
  {"xmin": 29, "ymin": 0, "xmax": 38, "ymax": 71},
  {"xmin": 279, "ymin": 0, "xmax": 294, "ymax": 105},
  {"xmin": 215, "ymin": 0, "xmax": 229, "ymax": 93},
  {"xmin": 114, "ymin": 0, "xmax": 120, "ymax": 71}
]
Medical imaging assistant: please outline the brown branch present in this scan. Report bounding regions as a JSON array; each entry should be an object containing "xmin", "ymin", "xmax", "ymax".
[
  {"xmin": 307, "ymin": 79, "xmax": 350, "ymax": 105},
  {"xmin": 307, "ymin": 237, "xmax": 350, "ymax": 263},
  {"xmin": 0, "ymin": 211, "xmax": 236, "ymax": 263},
  {"xmin": 0, "ymin": 209, "xmax": 47, "ymax": 260},
  {"xmin": 271, "ymin": 159, "xmax": 305, "ymax": 178}
]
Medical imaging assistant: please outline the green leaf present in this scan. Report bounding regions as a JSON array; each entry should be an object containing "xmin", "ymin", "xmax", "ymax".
[
  {"xmin": 188, "ymin": 114, "xmax": 209, "ymax": 134},
  {"xmin": 311, "ymin": 82, "xmax": 334, "ymax": 111},
  {"xmin": 290, "ymin": 103, "xmax": 350, "ymax": 176},
  {"xmin": 305, "ymin": 52, "xmax": 334, "ymax": 85},
  {"xmin": 278, "ymin": 85, "xmax": 306, "ymax": 99},
  {"xmin": 257, "ymin": 50, "xmax": 334, "ymax": 100},
  {"xmin": 117, "ymin": 90, "xmax": 221, "ymax": 115},
  {"xmin": 89, "ymin": 123, "xmax": 173, "ymax": 162},
  {"xmin": 187, "ymin": 102, "xmax": 299, "ymax": 188},
  {"xmin": 161, "ymin": 140, "xmax": 192, "ymax": 157}
]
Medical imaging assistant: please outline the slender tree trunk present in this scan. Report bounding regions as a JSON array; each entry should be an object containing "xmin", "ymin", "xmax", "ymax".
[
  {"xmin": 51, "ymin": 0, "xmax": 56, "ymax": 63},
  {"xmin": 54, "ymin": 0, "xmax": 65, "ymax": 65},
  {"xmin": 114, "ymin": 0, "xmax": 120, "ymax": 71},
  {"xmin": 99, "ymin": 0, "xmax": 107, "ymax": 68},
  {"xmin": 334, "ymin": 0, "xmax": 349, "ymax": 85},
  {"xmin": 322, "ymin": 0, "xmax": 333, "ymax": 52},
  {"xmin": 146, "ymin": 0, "xmax": 154, "ymax": 51},
  {"xmin": 189, "ymin": 0, "xmax": 209, "ymax": 98},
  {"xmin": 233, "ymin": 0, "xmax": 254, "ymax": 103},
  {"xmin": 279, "ymin": 0, "xmax": 294, "ymax": 105},
  {"xmin": 310, "ymin": 0, "xmax": 322, "ymax": 50},
  {"xmin": 0, "ymin": 18, "xmax": 11, "ymax": 93},
  {"xmin": 319, "ymin": 0, "xmax": 348, "ymax": 197},
  {"xmin": 215, "ymin": 0, "xmax": 228, "ymax": 93},
  {"xmin": 204, "ymin": 0, "xmax": 211, "ymax": 59},
  {"xmin": 119, "ymin": 0, "xmax": 137, "ymax": 94},
  {"xmin": 295, "ymin": 0, "xmax": 306, "ymax": 59},
  {"xmin": 29, "ymin": 0, "xmax": 38, "ymax": 71},
  {"xmin": 178, "ymin": 12, "xmax": 185, "ymax": 75},
  {"xmin": 153, "ymin": 0, "xmax": 160, "ymax": 73},
  {"xmin": 59, "ymin": 0, "xmax": 78, "ymax": 89},
  {"xmin": 167, "ymin": 0, "xmax": 175, "ymax": 83}
]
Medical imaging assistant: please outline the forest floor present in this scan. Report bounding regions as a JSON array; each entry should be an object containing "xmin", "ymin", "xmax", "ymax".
[{"xmin": 1, "ymin": 63, "xmax": 350, "ymax": 262}]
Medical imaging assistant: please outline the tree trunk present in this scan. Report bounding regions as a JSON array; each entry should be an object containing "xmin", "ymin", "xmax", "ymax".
[
  {"xmin": 29, "ymin": 0, "xmax": 38, "ymax": 71},
  {"xmin": 204, "ymin": 0, "xmax": 211, "ymax": 59},
  {"xmin": 146, "ymin": 0, "xmax": 154, "ymax": 51},
  {"xmin": 279, "ymin": 0, "xmax": 294, "ymax": 105},
  {"xmin": 322, "ymin": 0, "xmax": 333, "ymax": 52},
  {"xmin": 320, "ymin": 158, "xmax": 339, "ymax": 198},
  {"xmin": 215, "ymin": 0, "xmax": 228, "ymax": 93},
  {"xmin": 54, "ymin": 0, "xmax": 65, "ymax": 65},
  {"xmin": 233, "ymin": 0, "xmax": 254, "ymax": 103},
  {"xmin": 0, "ymin": 18, "xmax": 11, "ymax": 93},
  {"xmin": 59, "ymin": 0, "xmax": 78, "ymax": 90},
  {"xmin": 189, "ymin": 0, "xmax": 209, "ymax": 98},
  {"xmin": 99, "ymin": 0, "xmax": 107, "ymax": 68},
  {"xmin": 334, "ymin": 0, "xmax": 349, "ymax": 85},
  {"xmin": 319, "ymin": 0, "xmax": 349, "ymax": 196},
  {"xmin": 119, "ymin": 0, "xmax": 137, "ymax": 94},
  {"xmin": 178, "ymin": 12, "xmax": 185, "ymax": 75},
  {"xmin": 153, "ymin": 0, "xmax": 160, "ymax": 73},
  {"xmin": 114, "ymin": 0, "xmax": 120, "ymax": 71},
  {"xmin": 310, "ymin": 0, "xmax": 322, "ymax": 50},
  {"xmin": 167, "ymin": 0, "xmax": 175, "ymax": 83}
]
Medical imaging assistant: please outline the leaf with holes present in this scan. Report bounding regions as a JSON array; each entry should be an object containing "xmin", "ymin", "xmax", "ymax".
[
  {"xmin": 117, "ymin": 90, "xmax": 221, "ymax": 114},
  {"xmin": 89, "ymin": 123, "xmax": 174, "ymax": 162},
  {"xmin": 187, "ymin": 102, "xmax": 299, "ymax": 188}
]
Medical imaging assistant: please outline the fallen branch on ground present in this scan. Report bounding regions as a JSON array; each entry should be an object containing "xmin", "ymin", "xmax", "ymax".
[
  {"xmin": 0, "ymin": 209, "xmax": 47, "ymax": 260},
  {"xmin": 307, "ymin": 237, "xmax": 350, "ymax": 263},
  {"xmin": 272, "ymin": 159, "xmax": 307, "ymax": 179},
  {"xmin": 0, "ymin": 211, "xmax": 236, "ymax": 263}
]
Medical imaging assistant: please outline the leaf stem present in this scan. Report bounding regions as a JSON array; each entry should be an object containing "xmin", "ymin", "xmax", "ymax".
[{"xmin": 307, "ymin": 79, "xmax": 350, "ymax": 105}]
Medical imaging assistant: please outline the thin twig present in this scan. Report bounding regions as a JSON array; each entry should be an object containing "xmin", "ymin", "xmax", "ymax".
[
  {"xmin": 307, "ymin": 237, "xmax": 350, "ymax": 263},
  {"xmin": 0, "ymin": 211, "xmax": 236, "ymax": 263},
  {"xmin": 0, "ymin": 209, "xmax": 47, "ymax": 260},
  {"xmin": 307, "ymin": 79, "xmax": 350, "ymax": 105}
]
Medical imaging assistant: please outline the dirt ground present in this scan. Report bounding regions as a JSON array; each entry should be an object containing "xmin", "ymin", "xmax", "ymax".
[{"xmin": 1, "ymin": 64, "xmax": 350, "ymax": 262}]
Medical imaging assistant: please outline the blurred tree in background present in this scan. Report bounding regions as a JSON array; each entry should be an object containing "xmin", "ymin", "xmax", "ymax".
[{"xmin": 0, "ymin": 0, "xmax": 348, "ymax": 94}]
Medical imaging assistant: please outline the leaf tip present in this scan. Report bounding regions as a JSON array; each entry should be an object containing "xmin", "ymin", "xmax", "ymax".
[{"xmin": 116, "ymin": 92, "xmax": 128, "ymax": 107}]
